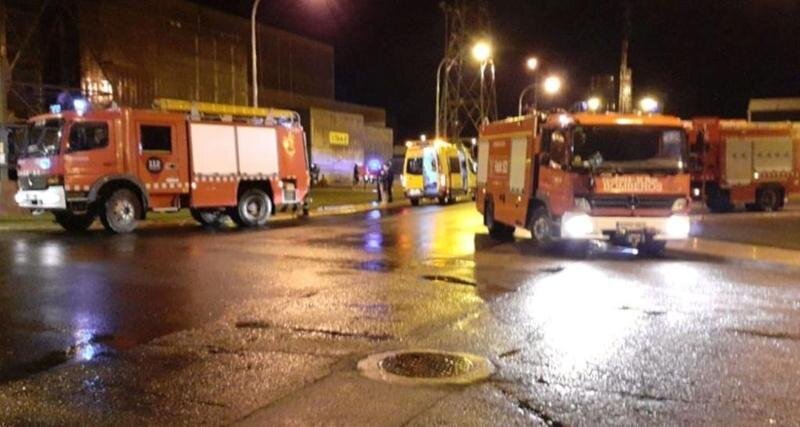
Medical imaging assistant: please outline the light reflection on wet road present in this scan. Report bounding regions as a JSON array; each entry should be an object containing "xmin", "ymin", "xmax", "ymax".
[{"xmin": 1, "ymin": 203, "xmax": 800, "ymax": 424}]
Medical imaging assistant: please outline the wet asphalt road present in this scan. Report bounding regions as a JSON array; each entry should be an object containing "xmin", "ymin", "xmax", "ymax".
[{"xmin": 1, "ymin": 203, "xmax": 800, "ymax": 425}]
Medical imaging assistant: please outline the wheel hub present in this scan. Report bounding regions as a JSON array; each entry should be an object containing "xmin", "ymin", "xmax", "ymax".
[{"xmin": 114, "ymin": 200, "xmax": 134, "ymax": 223}]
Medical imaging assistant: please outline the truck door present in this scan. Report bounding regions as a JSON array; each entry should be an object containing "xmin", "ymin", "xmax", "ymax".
[
  {"xmin": 537, "ymin": 129, "xmax": 573, "ymax": 216},
  {"xmin": 132, "ymin": 113, "xmax": 190, "ymax": 207},
  {"xmin": 63, "ymin": 119, "xmax": 116, "ymax": 191},
  {"xmin": 724, "ymin": 137, "xmax": 753, "ymax": 186}
]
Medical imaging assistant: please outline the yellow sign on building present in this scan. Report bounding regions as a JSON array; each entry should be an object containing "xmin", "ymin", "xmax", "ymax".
[{"xmin": 329, "ymin": 131, "xmax": 350, "ymax": 147}]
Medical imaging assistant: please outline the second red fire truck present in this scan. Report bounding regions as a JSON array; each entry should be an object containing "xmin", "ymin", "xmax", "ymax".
[
  {"xmin": 688, "ymin": 118, "xmax": 800, "ymax": 212},
  {"xmin": 477, "ymin": 111, "xmax": 693, "ymax": 255},
  {"xmin": 14, "ymin": 99, "xmax": 311, "ymax": 233}
]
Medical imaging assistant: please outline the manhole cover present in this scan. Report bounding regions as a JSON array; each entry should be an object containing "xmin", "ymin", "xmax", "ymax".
[{"xmin": 358, "ymin": 350, "xmax": 494, "ymax": 386}]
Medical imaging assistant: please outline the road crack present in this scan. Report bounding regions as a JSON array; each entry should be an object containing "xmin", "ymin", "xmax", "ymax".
[
  {"xmin": 235, "ymin": 320, "xmax": 394, "ymax": 342},
  {"xmin": 728, "ymin": 328, "xmax": 800, "ymax": 342}
]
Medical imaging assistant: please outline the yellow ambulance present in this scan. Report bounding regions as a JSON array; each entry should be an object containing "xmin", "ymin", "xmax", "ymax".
[{"xmin": 402, "ymin": 139, "xmax": 476, "ymax": 206}]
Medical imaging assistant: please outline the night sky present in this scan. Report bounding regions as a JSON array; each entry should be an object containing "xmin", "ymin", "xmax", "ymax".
[{"xmin": 196, "ymin": 0, "xmax": 800, "ymax": 140}]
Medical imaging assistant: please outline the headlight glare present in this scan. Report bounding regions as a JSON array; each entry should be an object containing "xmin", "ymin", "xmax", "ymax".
[
  {"xmin": 666, "ymin": 215, "xmax": 691, "ymax": 238},
  {"xmin": 563, "ymin": 213, "xmax": 594, "ymax": 238}
]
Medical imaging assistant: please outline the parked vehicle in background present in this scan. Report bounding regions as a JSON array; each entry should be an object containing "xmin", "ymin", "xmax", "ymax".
[
  {"xmin": 402, "ymin": 139, "xmax": 475, "ymax": 206},
  {"xmin": 688, "ymin": 118, "xmax": 800, "ymax": 212},
  {"xmin": 476, "ymin": 112, "xmax": 692, "ymax": 255},
  {"xmin": 14, "ymin": 98, "xmax": 310, "ymax": 233}
]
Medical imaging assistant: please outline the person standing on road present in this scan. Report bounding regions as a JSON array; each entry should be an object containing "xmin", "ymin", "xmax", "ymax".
[
  {"xmin": 353, "ymin": 163, "xmax": 360, "ymax": 188},
  {"xmin": 383, "ymin": 162, "xmax": 395, "ymax": 203},
  {"xmin": 376, "ymin": 166, "xmax": 385, "ymax": 203}
]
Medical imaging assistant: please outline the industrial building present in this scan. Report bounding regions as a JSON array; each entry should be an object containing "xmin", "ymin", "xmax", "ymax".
[{"xmin": 0, "ymin": 0, "xmax": 393, "ymax": 213}]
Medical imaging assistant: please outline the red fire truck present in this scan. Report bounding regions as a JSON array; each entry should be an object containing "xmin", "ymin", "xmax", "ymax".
[
  {"xmin": 477, "ymin": 112, "xmax": 692, "ymax": 255},
  {"xmin": 688, "ymin": 118, "xmax": 800, "ymax": 212},
  {"xmin": 14, "ymin": 99, "xmax": 310, "ymax": 233}
]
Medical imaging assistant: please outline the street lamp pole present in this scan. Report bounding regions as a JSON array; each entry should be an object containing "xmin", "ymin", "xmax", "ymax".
[
  {"xmin": 435, "ymin": 58, "xmax": 454, "ymax": 138},
  {"xmin": 517, "ymin": 79, "xmax": 538, "ymax": 116},
  {"xmin": 251, "ymin": 0, "xmax": 263, "ymax": 108}
]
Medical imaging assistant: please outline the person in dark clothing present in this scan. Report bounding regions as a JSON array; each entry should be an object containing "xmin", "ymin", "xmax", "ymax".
[
  {"xmin": 383, "ymin": 162, "xmax": 395, "ymax": 203},
  {"xmin": 376, "ymin": 167, "xmax": 385, "ymax": 203},
  {"xmin": 353, "ymin": 163, "xmax": 360, "ymax": 187}
]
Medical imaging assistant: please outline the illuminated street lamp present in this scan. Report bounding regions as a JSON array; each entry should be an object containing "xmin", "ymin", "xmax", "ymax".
[
  {"xmin": 543, "ymin": 76, "xmax": 563, "ymax": 95},
  {"xmin": 472, "ymin": 41, "xmax": 493, "ymax": 63},
  {"xmin": 640, "ymin": 96, "xmax": 660, "ymax": 113},
  {"xmin": 587, "ymin": 96, "xmax": 602, "ymax": 112},
  {"xmin": 518, "ymin": 73, "xmax": 563, "ymax": 116},
  {"xmin": 526, "ymin": 56, "xmax": 539, "ymax": 72},
  {"xmin": 472, "ymin": 40, "xmax": 494, "ymax": 127}
]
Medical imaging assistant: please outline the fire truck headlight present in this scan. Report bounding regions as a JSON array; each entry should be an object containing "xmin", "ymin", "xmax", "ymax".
[
  {"xmin": 38, "ymin": 158, "xmax": 52, "ymax": 170},
  {"xmin": 666, "ymin": 215, "xmax": 691, "ymax": 238},
  {"xmin": 671, "ymin": 198, "xmax": 689, "ymax": 212},
  {"xmin": 692, "ymin": 188, "xmax": 701, "ymax": 198},
  {"xmin": 562, "ymin": 213, "xmax": 594, "ymax": 238},
  {"xmin": 14, "ymin": 192, "xmax": 25, "ymax": 204}
]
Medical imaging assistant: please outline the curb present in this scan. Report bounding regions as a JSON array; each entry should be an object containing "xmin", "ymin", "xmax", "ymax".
[{"xmin": 0, "ymin": 199, "xmax": 416, "ymax": 232}]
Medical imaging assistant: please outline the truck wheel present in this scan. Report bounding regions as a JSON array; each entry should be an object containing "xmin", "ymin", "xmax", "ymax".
[
  {"xmin": 230, "ymin": 189, "xmax": 272, "ymax": 228},
  {"xmin": 485, "ymin": 201, "xmax": 514, "ymax": 241},
  {"xmin": 100, "ymin": 189, "xmax": 141, "ymax": 234},
  {"xmin": 191, "ymin": 209, "xmax": 227, "ymax": 228},
  {"xmin": 757, "ymin": 187, "xmax": 782, "ymax": 212},
  {"xmin": 528, "ymin": 207, "xmax": 555, "ymax": 250},
  {"xmin": 54, "ymin": 211, "xmax": 96, "ymax": 232},
  {"xmin": 410, "ymin": 198, "xmax": 420, "ymax": 207}
]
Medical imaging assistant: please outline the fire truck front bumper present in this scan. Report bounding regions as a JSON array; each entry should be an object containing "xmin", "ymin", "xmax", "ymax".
[
  {"xmin": 560, "ymin": 212, "xmax": 691, "ymax": 241},
  {"xmin": 15, "ymin": 186, "xmax": 68, "ymax": 210}
]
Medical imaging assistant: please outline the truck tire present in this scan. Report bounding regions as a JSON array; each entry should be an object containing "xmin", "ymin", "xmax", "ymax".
[
  {"xmin": 191, "ymin": 209, "xmax": 227, "ymax": 228},
  {"xmin": 410, "ymin": 198, "xmax": 420, "ymax": 207},
  {"xmin": 640, "ymin": 240, "xmax": 667, "ymax": 257},
  {"xmin": 707, "ymin": 190, "xmax": 733, "ymax": 213},
  {"xmin": 230, "ymin": 189, "xmax": 272, "ymax": 228},
  {"xmin": 485, "ymin": 201, "xmax": 514, "ymax": 241},
  {"xmin": 54, "ymin": 211, "xmax": 96, "ymax": 232},
  {"xmin": 757, "ymin": 187, "xmax": 782, "ymax": 212},
  {"xmin": 100, "ymin": 189, "xmax": 141, "ymax": 234},
  {"xmin": 528, "ymin": 207, "xmax": 556, "ymax": 250}
]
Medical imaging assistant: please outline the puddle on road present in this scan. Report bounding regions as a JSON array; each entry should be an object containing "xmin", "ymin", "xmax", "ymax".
[
  {"xmin": 0, "ymin": 331, "xmax": 131, "ymax": 384},
  {"xmin": 354, "ymin": 260, "xmax": 397, "ymax": 273}
]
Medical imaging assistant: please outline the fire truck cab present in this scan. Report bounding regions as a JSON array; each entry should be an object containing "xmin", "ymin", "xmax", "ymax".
[
  {"xmin": 15, "ymin": 99, "xmax": 310, "ymax": 233},
  {"xmin": 477, "ymin": 112, "xmax": 692, "ymax": 255}
]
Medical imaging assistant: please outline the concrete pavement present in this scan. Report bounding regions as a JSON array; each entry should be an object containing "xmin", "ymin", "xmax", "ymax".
[{"xmin": 1, "ymin": 204, "xmax": 800, "ymax": 425}]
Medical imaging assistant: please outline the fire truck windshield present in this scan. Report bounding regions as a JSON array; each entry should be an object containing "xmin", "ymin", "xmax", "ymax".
[
  {"xmin": 22, "ymin": 119, "xmax": 64, "ymax": 158},
  {"xmin": 572, "ymin": 125, "xmax": 687, "ymax": 173}
]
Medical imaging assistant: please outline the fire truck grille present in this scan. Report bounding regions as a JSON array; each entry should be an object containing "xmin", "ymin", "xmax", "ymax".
[
  {"xmin": 590, "ymin": 196, "xmax": 677, "ymax": 210},
  {"xmin": 18, "ymin": 175, "xmax": 49, "ymax": 191}
]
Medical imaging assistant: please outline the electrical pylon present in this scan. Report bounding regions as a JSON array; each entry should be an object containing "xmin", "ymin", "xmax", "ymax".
[{"xmin": 438, "ymin": 0, "xmax": 496, "ymax": 144}]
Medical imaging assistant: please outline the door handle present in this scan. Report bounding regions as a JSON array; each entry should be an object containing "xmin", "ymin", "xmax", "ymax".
[
  {"xmin": 102, "ymin": 162, "xmax": 114, "ymax": 167},
  {"xmin": 166, "ymin": 163, "xmax": 178, "ymax": 170}
]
